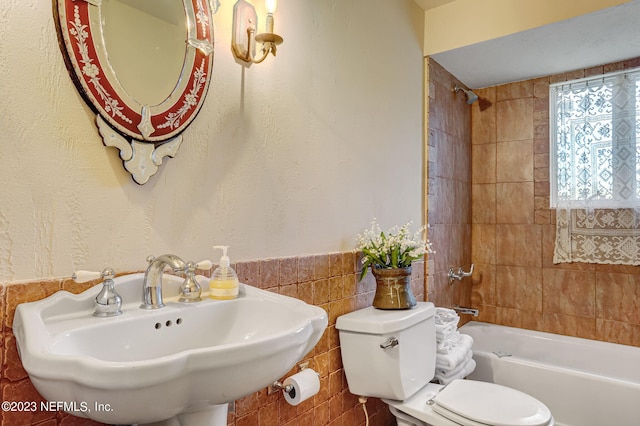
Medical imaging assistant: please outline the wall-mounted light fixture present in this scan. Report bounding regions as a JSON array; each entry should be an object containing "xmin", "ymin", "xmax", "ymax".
[{"xmin": 231, "ymin": 0, "xmax": 283, "ymax": 66}]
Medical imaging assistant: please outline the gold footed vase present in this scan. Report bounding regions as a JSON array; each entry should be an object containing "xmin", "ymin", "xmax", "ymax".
[{"xmin": 371, "ymin": 266, "xmax": 416, "ymax": 309}]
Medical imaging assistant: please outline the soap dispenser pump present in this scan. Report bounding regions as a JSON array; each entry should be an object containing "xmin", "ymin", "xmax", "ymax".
[{"xmin": 209, "ymin": 245, "xmax": 239, "ymax": 300}]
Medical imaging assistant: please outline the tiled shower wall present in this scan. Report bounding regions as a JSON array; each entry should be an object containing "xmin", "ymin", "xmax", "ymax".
[
  {"xmin": 425, "ymin": 58, "xmax": 474, "ymax": 313},
  {"xmin": 1, "ymin": 252, "xmax": 424, "ymax": 425},
  {"xmin": 470, "ymin": 57, "xmax": 640, "ymax": 346}
]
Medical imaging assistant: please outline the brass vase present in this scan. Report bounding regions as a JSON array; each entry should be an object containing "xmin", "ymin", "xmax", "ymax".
[{"xmin": 371, "ymin": 266, "xmax": 416, "ymax": 309}]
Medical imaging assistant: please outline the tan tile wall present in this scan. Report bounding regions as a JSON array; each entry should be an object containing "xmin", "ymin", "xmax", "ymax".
[
  {"xmin": 425, "ymin": 58, "xmax": 474, "ymax": 312},
  {"xmin": 1, "ymin": 252, "xmax": 425, "ymax": 425},
  {"xmin": 470, "ymin": 57, "xmax": 640, "ymax": 345}
]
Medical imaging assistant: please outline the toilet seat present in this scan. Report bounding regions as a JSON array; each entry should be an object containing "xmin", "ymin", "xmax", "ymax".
[
  {"xmin": 433, "ymin": 380, "xmax": 552, "ymax": 426},
  {"xmin": 386, "ymin": 380, "xmax": 553, "ymax": 426}
]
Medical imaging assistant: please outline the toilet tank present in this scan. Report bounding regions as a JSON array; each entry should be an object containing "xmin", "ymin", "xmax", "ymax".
[{"xmin": 336, "ymin": 302, "xmax": 436, "ymax": 400}]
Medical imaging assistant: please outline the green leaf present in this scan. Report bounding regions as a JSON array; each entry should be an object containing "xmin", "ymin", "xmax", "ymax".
[
  {"xmin": 391, "ymin": 246, "xmax": 399, "ymax": 268},
  {"xmin": 362, "ymin": 248, "xmax": 385, "ymax": 265},
  {"xmin": 359, "ymin": 260, "xmax": 371, "ymax": 281}
]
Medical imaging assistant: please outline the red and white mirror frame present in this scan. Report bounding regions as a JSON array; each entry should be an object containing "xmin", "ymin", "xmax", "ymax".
[{"xmin": 54, "ymin": 0, "xmax": 216, "ymax": 184}]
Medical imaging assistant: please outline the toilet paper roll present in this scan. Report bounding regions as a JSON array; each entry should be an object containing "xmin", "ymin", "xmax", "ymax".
[{"xmin": 282, "ymin": 368, "xmax": 320, "ymax": 406}]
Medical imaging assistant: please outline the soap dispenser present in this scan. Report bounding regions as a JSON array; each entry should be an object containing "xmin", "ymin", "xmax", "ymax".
[{"xmin": 209, "ymin": 246, "xmax": 239, "ymax": 300}]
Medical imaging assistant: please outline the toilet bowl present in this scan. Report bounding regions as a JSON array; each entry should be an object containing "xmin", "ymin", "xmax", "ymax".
[{"xmin": 336, "ymin": 302, "xmax": 554, "ymax": 426}]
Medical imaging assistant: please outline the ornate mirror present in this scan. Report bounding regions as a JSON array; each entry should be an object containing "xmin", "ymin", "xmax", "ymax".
[{"xmin": 54, "ymin": 0, "xmax": 217, "ymax": 184}]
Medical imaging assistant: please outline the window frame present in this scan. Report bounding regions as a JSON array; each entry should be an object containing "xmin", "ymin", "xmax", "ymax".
[{"xmin": 549, "ymin": 68, "xmax": 640, "ymax": 209}]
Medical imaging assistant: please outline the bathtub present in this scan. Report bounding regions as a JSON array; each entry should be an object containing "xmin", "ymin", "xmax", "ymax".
[{"xmin": 459, "ymin": 321, "xmax": 640, "ymax": 426}]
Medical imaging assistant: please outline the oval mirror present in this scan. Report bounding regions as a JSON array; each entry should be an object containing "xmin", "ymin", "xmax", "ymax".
[{"xmin": 54, "ymin": 0, "xmax": 216, "ymax": 184}]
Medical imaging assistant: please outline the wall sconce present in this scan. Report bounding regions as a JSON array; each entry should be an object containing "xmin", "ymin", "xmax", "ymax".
[{"xmin": 232, "ymin": 0, "xmax": 283, "ymax": 66}]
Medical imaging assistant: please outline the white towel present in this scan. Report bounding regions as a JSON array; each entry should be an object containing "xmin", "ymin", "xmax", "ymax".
[
  {"xmin": 435, "ymin": 321, "xmax": 459, "ymax": 340},
  {"xmin": 435, "ymin": 359, "xmax": 476, "ymax": 385},
  {"xmin": 435, "ymin": 307, "xmax": 460, "ymax": 352},
  {"xmin": 435, "ymin": 351, "xmax": 472, "ymax": 378},
  {"xmin": 436, "ymin": 330, "xmax": 461, "ymax": 354},
  {"xmin": 435, "ymin": 307, "xmax": 459, "ymax": 324},
  {"xmin": 436, "ymin": 334, "xmax": 473, "ymax": 369}
]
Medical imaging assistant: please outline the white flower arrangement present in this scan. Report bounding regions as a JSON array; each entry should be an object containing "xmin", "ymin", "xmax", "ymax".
[{"xmin": 357, "ymin": 219, "xmax": 435, "ymax": 281}]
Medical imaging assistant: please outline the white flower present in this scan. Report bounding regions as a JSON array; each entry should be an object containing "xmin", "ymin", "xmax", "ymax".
[{"xmin": 357, "ymin": 219, "xmax": 434, "ymax": 280}]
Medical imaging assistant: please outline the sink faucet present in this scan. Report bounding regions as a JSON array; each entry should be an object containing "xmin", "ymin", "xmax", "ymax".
[{"xmin": 141, "ymin": 254, "xmax": 187, "ymax": 309}]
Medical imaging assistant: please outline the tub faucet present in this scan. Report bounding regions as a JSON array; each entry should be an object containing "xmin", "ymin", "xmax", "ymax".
[
  {"xmin": 141, "ymin": 254, "xmax": 187, "ymax": 309},
  {"xmin": 453, "ymin": 305, "xmax": 479, "ymax": 317}
]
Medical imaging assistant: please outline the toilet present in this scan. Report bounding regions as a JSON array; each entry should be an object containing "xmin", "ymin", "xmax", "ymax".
[{"xmin": 336, "ymin": 302, "xmax": 554, "ymax": 426}]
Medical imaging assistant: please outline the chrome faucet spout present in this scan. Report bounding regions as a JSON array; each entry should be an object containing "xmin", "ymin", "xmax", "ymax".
[
  {"xmin": 141, "ymin": 254, "xmax": 187, "ymax": 309},
  {"xmin": 453, "ymin": 305, "xmax": 479, "ymax": 317}
]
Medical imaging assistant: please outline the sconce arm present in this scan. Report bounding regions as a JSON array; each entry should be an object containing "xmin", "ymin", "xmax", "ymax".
[{"xmin": 240, "ymin": 27, "xmax": 280, "ymax": 64}]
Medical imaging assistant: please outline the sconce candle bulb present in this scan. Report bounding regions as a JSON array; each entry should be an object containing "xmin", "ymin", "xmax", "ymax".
[
  {"xmin": 265, "ymin": 0, "xmax": 277, "ymax": 14},
  {"xmin": 265, "ymin": 13, "xmax": 274, "ymax": 34},
  {"xmin": 264, "ymin": 0, "xmax": 277, "ymax": 41}
]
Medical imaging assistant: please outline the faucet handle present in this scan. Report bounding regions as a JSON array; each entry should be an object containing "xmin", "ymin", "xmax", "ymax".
[
  {"xmin": 194, "ymin": 259, "xmax": 213, "ymax": 270},
  {"xmin": 72, "ymin": 268, "xmax": 122, "ymax": 317},
  {"xmin": 72, "ymin": 268, "xmax": 115, "ymax": 283},
  {"xmin": 179, "ymin": 261, "xmax": 206, "ymax": 303},
  {"xmin": 460, "ymin": 263, "xmax": 474, "ymax": 278},
  {"xmin": 447, "ymin": 263, "xmax": 475, "ymax": 284},
  {"xmin": 93, "ymin": 268, "xmax": 122, "ymax": 317}
]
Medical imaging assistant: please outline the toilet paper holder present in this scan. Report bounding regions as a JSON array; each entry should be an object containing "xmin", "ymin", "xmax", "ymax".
[
  {"xmin": 269, "ymin": 381, "xmax": 295, "ymax": 396},
  {"xmin": 268, "ymin": 361, "xmax": 317, "ymax": 395}
]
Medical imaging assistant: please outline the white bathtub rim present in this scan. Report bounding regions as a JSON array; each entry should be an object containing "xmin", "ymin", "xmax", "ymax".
[{"xmin": 460, "ymin": 321, "xmax": 640, "ymax": 385}]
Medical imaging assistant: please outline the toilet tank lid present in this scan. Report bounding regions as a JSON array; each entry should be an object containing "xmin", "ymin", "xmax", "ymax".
[{"xmin": 336, "ymin": 302, "xmax": 435, "ymax": 334}]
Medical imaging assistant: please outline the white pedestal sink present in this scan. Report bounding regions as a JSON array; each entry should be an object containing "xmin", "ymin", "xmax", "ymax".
[{"xmin": 13, "ymin": 273, "xmax": 328, "ymax": 425}]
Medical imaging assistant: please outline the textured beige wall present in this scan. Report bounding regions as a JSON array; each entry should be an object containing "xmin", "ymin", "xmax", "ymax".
[{"xmin": 0, "ymin": 0, "xmax": 424, "ymax": 281}]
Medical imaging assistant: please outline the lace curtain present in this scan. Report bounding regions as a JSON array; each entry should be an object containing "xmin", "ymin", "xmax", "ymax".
[{"xmin": 551, "ymin": 70, "xmax": 640, "ymax": 265}]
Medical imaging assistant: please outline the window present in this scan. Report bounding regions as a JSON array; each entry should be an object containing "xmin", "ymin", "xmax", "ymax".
[
  {"xmin": 550, "ymin": 68, "xmax": 640, "ymax": 265},
  {"xmin": 550, "ymin": 69, "xmax": 640, "ymax": 209}
]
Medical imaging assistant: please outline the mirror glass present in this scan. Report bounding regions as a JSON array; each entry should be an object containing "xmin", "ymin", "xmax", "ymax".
[
  {"xmin": 101, "ymin": 0, "xmax": 187, "ymax": 106},
  {"xmin": 54, "ymin": 0, "xmax": 215, "ymax": 184}
]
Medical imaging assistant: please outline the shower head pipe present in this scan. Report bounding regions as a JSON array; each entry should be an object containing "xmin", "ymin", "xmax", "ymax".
[{"xmin": 453, "ymin": 85, "xmax": 479, "ymax": 105}]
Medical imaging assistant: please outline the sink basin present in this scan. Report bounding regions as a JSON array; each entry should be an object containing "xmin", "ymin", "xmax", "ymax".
[{"xmin": 13, "ymin": 273, "xmax": 328, "ymax": 425}]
